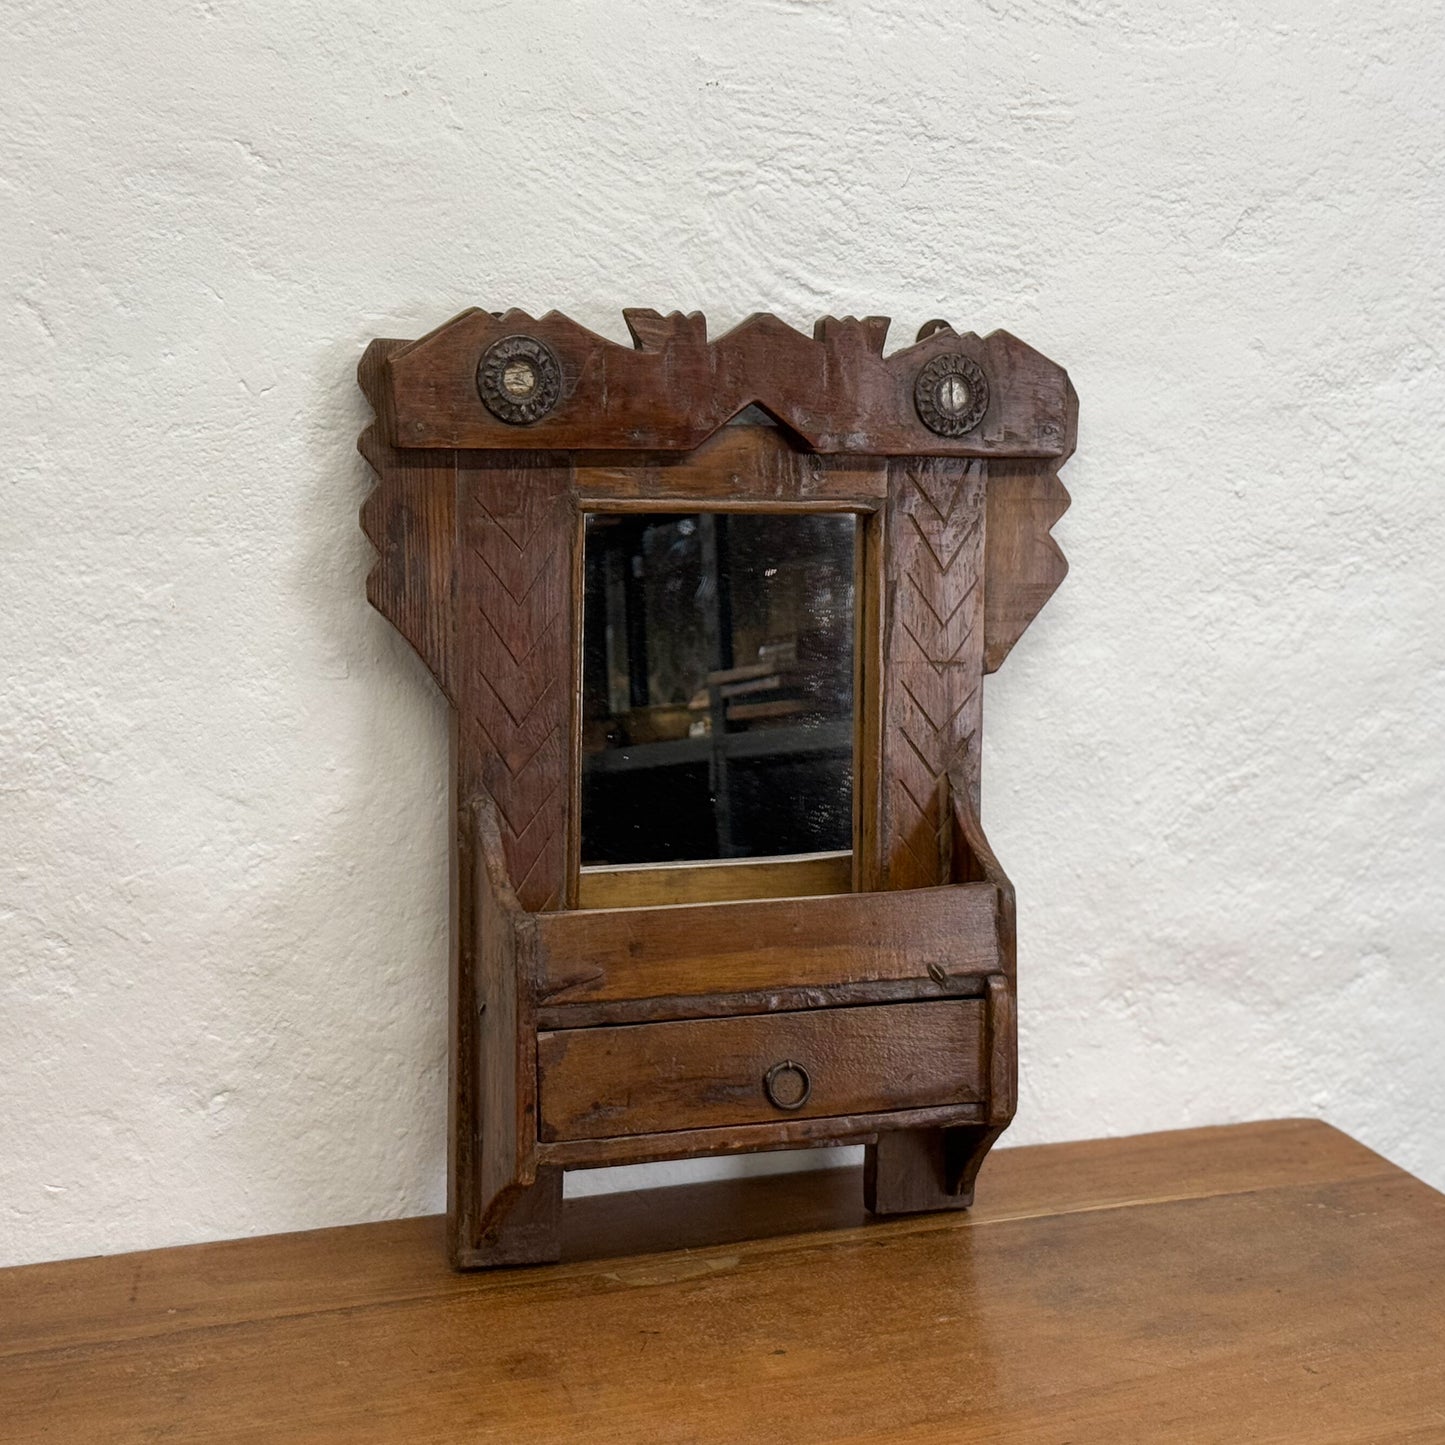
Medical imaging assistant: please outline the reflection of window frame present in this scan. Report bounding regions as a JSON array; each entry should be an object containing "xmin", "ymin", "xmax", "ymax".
[{"xmin": 580, "ymin": 509, "xmax": 859, "ymax": 864}]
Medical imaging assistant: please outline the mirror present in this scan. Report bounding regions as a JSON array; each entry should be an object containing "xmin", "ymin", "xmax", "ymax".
[{"xmin": 581, "ymin": 512, "xmax": 857, "ymax": 866}]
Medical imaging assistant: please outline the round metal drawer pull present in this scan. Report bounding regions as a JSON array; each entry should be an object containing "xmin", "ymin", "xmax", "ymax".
[{"xmin": 763, "ymin": 1060, "xmax": 812, "ymax": 1111}]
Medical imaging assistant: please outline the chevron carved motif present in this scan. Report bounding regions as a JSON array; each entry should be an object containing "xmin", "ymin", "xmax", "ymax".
[
  {"xmin": 880, "ymin": 457, "xmax": 987, "ymax": 892},
  {"xmin": 456, "ymin": 457, "xmax": 573, "ymax": 913}
]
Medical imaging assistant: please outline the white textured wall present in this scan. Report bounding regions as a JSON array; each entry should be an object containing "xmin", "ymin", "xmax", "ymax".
[{"xmin": 3, "ymin": 0, "xmax": 1443, "ymax": 1268}]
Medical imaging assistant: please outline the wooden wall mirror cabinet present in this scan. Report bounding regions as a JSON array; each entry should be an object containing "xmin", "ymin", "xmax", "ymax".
[{"xmin": 358, "ymin": 308, "xmax": 1076, "ymax": 1267}]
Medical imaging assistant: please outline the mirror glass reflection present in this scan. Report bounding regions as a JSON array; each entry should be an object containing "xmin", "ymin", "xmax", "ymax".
[{"xmin": 581, "ymin": 512, "xmax": 857, "ymax": 866}]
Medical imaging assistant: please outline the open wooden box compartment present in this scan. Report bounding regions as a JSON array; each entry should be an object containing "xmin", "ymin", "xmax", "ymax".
[{"xmin": 358, "ymin": 307, "xmax": 1074, "ymax": 1266}]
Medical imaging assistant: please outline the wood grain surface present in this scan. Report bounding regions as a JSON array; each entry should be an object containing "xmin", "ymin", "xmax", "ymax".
[
  {"xmin": 451, "ymin": 455, "xmax": 576, "ymax": 1262},
  {"xmin": 535, "ymin": 1100, "xmax": 989, "ymax": 1171},
  {"xmin": 982, "ymin": 452, "xmax": 1073, "ymax": 675},
  {"xmin": 574, "ymin": 420, "xmax": 887, "ymax": 505},
  {"xmin": 378, "ymin": 311, "xmax": 1071, "ymax": 457},
  {"xmin": 576, "ymin": 850, "xmax": 853, "ymax": 909},
  {"xmin": 356, "ymin": 340, "xmax": 456, "ymax": 700},
  {"xmin": 537, "ymin": 1000, "xmax": 987, "ymax": 1140},
  {"xmin": 2, "ymin": 1122, "xmax": 1440, "ymax": 1444},
  {"xmin": 877, "ymin": 457, "xmax": 987, "ymax": 890},
  {"xmin": 534, "ymin": 882, "xmax": 1000, "ymax": 1007},
  {"xmin": 354, "ymin": 312, "xmax": 1079, "ymax": 1263}
]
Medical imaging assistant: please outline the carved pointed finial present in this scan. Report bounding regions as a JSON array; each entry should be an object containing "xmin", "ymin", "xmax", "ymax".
[
  {"xmin": 859, "ymin": 315, "xmax": 891, "ymax": 353},
  {"xmin": 623, "ymin": 309, "xmax": 707, "ymax": 352},
  {"xmin": 813, "ymin": 315, "xmax": 891, "ymax": 353},
  {"xmin": 357, "ymin": 338, "xmax": 398, "ymax": 405}
]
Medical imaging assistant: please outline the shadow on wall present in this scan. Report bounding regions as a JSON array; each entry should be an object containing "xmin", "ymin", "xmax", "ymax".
[{"xmin": 216, "ymin": 334, "xmax": 453, "ymax": 1233}]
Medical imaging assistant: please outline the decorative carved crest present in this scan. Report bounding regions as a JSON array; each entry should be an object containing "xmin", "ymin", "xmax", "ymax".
[
  {"xmin": 354, "ymin": 306, "xmax": 1076, "ymax": 1268},
  {"xmin": 365, "ymin": 308, "xmax": 1071, "ymax": 457}
]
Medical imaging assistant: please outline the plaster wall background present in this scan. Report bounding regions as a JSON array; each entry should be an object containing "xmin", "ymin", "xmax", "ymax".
[{"xmin": 3, "ymin": 0, "xmax": 1443, "ymax": 1267}]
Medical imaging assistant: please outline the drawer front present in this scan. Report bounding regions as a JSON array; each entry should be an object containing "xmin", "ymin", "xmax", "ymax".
[{"xmin": 537, "ymin": 1001, "xmax": 985, "ymax": 1142}]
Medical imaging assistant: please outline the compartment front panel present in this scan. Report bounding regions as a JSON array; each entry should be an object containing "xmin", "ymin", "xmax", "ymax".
[{"xmin": 537, "ymin": 1000, "xmax": 986, "ymax": 1142}]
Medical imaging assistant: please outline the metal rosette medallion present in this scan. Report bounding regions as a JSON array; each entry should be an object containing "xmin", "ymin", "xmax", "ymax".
[
  {"xmin": 477, "ymin": 335, "xmax": 562, "ymax": 425},
  {"xmin": 914, "ymin": 352, "xmax": 989, "ymax": 437}
]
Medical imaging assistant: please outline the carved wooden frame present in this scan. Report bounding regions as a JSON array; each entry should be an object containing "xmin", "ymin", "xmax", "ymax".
[{"xmin": 358, "ymin": 308, "xmax": 1075, "ymax": 1267}]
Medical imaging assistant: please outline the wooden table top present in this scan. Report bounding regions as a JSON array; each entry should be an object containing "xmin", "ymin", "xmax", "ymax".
[{"xmin": 3, "ymin": 1120, "xmax": 1443, "ymax": 1442}]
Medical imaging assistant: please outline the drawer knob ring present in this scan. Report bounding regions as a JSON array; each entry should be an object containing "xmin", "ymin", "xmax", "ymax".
[{"xmin": 763, "ymin": 1060, "xmax": 812, "ymax": 1112}]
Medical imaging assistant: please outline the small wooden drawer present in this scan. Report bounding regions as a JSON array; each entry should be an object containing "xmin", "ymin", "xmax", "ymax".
[{"xmin": 537, "ymin": 1000, "xmax": 986, "ymax": 1142}]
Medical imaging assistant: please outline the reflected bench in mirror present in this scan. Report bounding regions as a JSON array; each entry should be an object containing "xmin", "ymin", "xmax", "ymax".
[
  {"xmin": 358, "ymin": 308, "xmax": 1076, "ymax": 1266},
  {"xmin": 581, "ymin": 510, "xmax": 855, "ymax": 878}
]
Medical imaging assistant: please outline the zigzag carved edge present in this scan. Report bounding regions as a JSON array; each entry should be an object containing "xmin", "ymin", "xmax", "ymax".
[
  {"xmin": 372, "ymin": 312, "xmax": 1072, "ymax": 457},
  {"xmin": 980, "ymin": 372, "xmax": 1077, "ymax": 672},
  {"xmin": 357, "ymin": 339, "xmax": 456, "ymax": 700}
]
